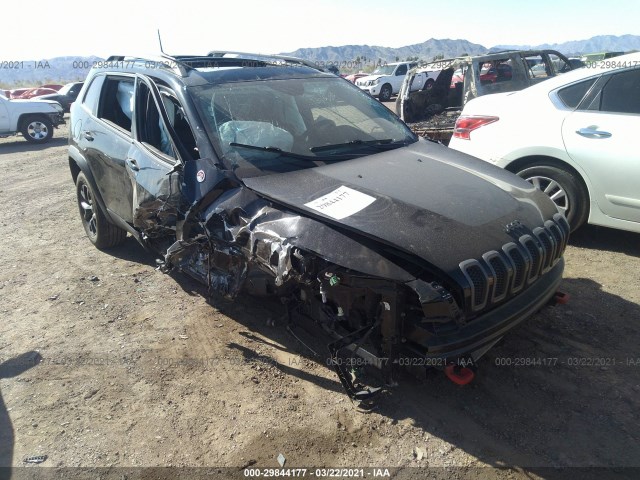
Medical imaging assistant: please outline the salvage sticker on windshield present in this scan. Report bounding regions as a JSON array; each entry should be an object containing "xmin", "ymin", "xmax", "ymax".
[{"xmin": 304, "ymin": 186, "xmax": 376, "ymax": 220}]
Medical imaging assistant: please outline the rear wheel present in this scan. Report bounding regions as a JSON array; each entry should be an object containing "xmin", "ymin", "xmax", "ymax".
[
  {"xmin": 21, "ymin": 116, "xmax": 53, "ymax": 143},
  {"xmin": 424, "ymin": 78, "xmax": 435, "ymax": 90},
  {"xmin": 76, "ymin": 172, "xmax": 127, "ymax": 249},
  {"xmin": 517, "ymin": 164, "xmax": 589, "ymax": 232}
]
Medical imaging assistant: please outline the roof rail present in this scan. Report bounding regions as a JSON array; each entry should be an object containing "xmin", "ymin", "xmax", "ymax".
[
  {"xmin": 104, "ymin": 51, "xmax": 324, "ymax": 76},
  {"xmin": 105, "ymin": 54, "xmax": 193, "ymax": 76},
  {"xmin": 206, "ymin": 51, "xmax": 322, "ymax": 70}
]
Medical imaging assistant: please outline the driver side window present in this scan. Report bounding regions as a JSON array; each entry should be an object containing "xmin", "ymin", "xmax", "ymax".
[{"xmin": 136, "ymin": 82, "xmax": 175, "ymax": 160}]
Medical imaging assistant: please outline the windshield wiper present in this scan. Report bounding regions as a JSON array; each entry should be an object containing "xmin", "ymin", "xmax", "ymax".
[
  {"xmin": 229, "ymin": 142, "xmax": 357, "ymax": 161},
  {"xmin": 310, "ymin": 138, "xmax": 398, "ymax": 153}
]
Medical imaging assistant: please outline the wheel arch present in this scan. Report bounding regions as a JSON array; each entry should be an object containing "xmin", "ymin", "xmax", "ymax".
[
  {"xmin": 68, "ymin": 149, "xmax": 109, "ymax": 221},
  {"xmin": 17, "ymin": 113, "xmax": 49, "ymax": 131},
  {"xmin": 505, "ymin": 154, "xmax": 594, "ymax": 230},
  {"xmin": 380, "ymin": 82, "xmax": 393, "ymax": 95},
  {"xmin": 504, "ymin": 155, "xmax": 591, "ymax": 199}
]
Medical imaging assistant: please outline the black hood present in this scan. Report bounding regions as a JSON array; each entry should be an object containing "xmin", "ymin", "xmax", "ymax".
[{"xmin": 242, "ymin": 139, "xmax": 559, "ymax": 274}]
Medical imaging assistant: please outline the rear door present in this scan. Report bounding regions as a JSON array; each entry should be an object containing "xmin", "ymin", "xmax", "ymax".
[
  {"xmin": 81, "ymin": 74, "xmax": 136, "ymax": 223},
  {"xmin": 561, "ymin": 67, "xmax": 640, "ymax": 223}
]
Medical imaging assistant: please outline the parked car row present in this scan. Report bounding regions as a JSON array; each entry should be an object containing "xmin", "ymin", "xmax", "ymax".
[
  {"xmin": 2, "ymin": 82, "xmax": 82, "ymax": 107},
  {"xmin": 35, "ymin": 81, "xmax": 84, "ymax": 112},
  {"xmin": 4, "ymin": 84, "xmax": 63, "ymax": 99}
]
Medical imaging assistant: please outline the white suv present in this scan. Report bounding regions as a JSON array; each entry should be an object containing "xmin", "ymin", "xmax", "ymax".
[
  {"xmin": 356, "ymin": 62, "xmax": 420, "ymax": 101},
  {"xmin": 0, "ymin": 92, "xmax": 65, "ymax": 143}
]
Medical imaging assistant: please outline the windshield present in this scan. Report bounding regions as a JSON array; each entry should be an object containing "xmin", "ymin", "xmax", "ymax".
[
  {"xmin": 372, "ymin": 64, "xmax": 396, "ymax": 76},
  {"xmin": 190, "ymin": 76, "xmax": 416, "ymax": 177}
]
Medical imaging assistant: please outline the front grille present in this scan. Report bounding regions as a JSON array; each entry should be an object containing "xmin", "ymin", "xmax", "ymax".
[{"xmin": 460, "ymin": 213, "xmax": 568, "ymax": 312}]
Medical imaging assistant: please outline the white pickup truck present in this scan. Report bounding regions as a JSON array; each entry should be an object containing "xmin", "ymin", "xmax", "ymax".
[
  {"xmin": 355, "ymin": 61, "xmax": 440, "ymax": 101},
  {"xmin": 0, "ymin": 92, "xmax": 65, "ymax": 143}
]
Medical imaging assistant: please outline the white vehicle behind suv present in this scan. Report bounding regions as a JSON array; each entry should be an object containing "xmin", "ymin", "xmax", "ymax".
[
  {"xmin": 0, "ymin": 92, "xmax": 65, "ymax": 143},
  {"xmin": 356, "ymin": 61, "xmax": 431, "ymax": 101},
  {"xmin": 449, "ymin": 51, "xmax": 640, "ymax": 234}
]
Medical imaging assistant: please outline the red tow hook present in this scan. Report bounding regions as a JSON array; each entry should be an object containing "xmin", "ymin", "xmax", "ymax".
[
  {"xmin": 444, "ymin": 364, "xmax": 476, "ymax": 385},
  {"xmin": 553, "ymin": 291, "xmax": 571, "ymax": 305}
]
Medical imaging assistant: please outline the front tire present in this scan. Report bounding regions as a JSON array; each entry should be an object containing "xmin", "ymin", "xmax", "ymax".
[
  {"xmin": 517, "ymin": 164, "xmax": 589, "ymax": 232},
  {"xmin": 21, "ymin": 116, "xmax": 53, "ymax": 143},
  {"xmin": 76, "ymin": 172, "xmax": 127, "ymax": 249},
  {"xmin": 378, "ymin": 84, "xmax": 392, "ymax": 102}
]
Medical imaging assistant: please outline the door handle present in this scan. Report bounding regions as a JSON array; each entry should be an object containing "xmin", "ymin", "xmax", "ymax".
[
  {"xmin": 82, "ymin": 130, "xmax": 94, "ymax": 141},
  {"xmin": 126, "ymin": 158, "xmax": 139, "ymax": 171},
  {"xmin": 576, "ymin": 127, "xmax": 612, "ymax": 138}
]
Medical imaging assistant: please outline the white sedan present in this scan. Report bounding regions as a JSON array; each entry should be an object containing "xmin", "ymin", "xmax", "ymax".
[{"xmin": 449, "ymin": 52, "xmax": 640, "ymax": 233}]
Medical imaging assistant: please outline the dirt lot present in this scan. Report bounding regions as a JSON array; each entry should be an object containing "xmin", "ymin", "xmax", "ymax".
[{"xmin": 1, "ymin": 120, "xmax": 639, "ymax": 479}]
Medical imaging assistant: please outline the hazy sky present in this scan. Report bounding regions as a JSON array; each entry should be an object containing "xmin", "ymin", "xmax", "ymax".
[{"xmin": 0, "ymin": 0, "xmax": 637, "ymax": 60}]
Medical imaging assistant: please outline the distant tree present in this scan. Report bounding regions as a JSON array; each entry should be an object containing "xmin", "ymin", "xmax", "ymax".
[
  {"xmin": 395, "ymin": 56, "xmax": 399, "ymax": 62},
  {"xmin": 432, "ymin": 53, "xmax": 444, "ymax": 61}
]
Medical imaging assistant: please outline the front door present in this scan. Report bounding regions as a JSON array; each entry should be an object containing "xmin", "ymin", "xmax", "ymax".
[{"xmin": 561, "ymin": 68, "xmax": 640, "ymax": 224}]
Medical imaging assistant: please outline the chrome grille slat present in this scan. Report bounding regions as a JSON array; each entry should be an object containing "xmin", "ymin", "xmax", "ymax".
[
  {"xmin": 533, "ymin": 227, "xmax": 555, "ymax": 273},
  {"xmin": 459, "ymin": 259, "xmax": 490, "ymax": 311},
  {"xmin": 503, "ymin": 242, "xmax": 528, "ymax": 293},
  {"xmin": 483, "ymin": 251, "xmax": 512, "ymax": 302},
  {"xmin": 521, "ymin": 235, "xmax": 543, "ymax": 283},
  {"xmin": 459, "ymin": 217, "xmax": 569, "ymax": 314}
]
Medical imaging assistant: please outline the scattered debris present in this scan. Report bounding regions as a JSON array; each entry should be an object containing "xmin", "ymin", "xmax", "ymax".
[
  {"xmin": 413, "ymin": 446, "xmax": 425, "ymax": 460},
  {"xmin": 277, "ymin": 453, "xmax": 286, "ymax": 467},
  {"xmin": 48, "ymin": 294, "xmax": 59, "ymax": 301},
  {"xmin": 239, "ymin": 460, "xmax": 257, "ymax": 470},
  {"xmin": 84, "ymin": 388, "xmax": 99, "ymax": 400},
  {"xmin": 178, "ymin": 334, "xmax": 189, "ymax": 339},
  {"xmin": 23, "ymin": 455, "xmax": 47, "ymax": 464},
  {"xmin": 89, "ymin": 275, "xmax": 100, "ymax": 282}
]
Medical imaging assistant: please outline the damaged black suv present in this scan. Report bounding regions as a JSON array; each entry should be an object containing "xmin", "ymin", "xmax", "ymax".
[{"xmin": 69, "ymin": 52, "xmax": 568, "ymax": 404}]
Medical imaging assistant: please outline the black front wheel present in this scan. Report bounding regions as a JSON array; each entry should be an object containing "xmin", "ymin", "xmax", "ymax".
[
  {"xmin": 517, "ymin": 164, "xmax": 589, "ymax": 232},
  {"xmin": 378, "ymin": 84, "xmax": 392, "ymax": 102},
  {"xmin": 76, "ymin": 172, "xmax": 127, "ymax": 249}
]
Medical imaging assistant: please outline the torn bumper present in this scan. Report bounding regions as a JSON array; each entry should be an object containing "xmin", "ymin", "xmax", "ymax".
[
  {"xmin": 403, "ymin": 259, "xmax": 564, "ymax": 363},
  {"xmin": 48, "ymin": 112, "xmax": 65, "ymax": 127}
]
